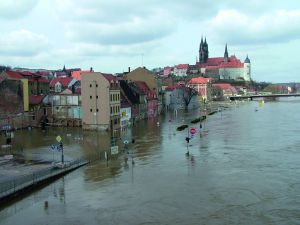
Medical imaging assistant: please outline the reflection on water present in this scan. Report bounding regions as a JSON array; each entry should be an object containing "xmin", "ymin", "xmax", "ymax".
[{"xmin": 1, "ymin": 101, "xmax": 300, "ymax": 224}]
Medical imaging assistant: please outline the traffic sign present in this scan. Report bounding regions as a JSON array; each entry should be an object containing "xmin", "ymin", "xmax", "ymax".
[
  {"xmin": 50, "ymin": 144, "xmax": 56, "ymax": 152},
  {"xmin": 111, "ymin": 146, "xmax": 119, "ymax": 155},
  {"xmin": 56, "ymin": 135, "xmax": 62, "ymax": 143},
  {"xmin": 190, "ymin": 128, "xmax": 196, "ymax": 135}
]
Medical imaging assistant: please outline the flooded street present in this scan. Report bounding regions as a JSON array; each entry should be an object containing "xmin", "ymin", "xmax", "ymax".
[{"xmin": 1, "ymin": 101, "xmax": 300, "ymax": 224}]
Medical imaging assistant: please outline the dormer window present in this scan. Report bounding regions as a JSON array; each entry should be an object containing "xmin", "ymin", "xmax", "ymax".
[{"xmin": 55, "ymin": 82, "xmax": 62, "ymax": 93}]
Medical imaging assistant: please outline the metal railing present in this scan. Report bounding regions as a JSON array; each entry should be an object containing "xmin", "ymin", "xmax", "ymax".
[{"xmin": 0, "ymin": 156, "xmax": 94, "ymax": 200}]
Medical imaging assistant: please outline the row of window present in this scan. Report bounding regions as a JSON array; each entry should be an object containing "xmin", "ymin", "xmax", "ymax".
[
  {"xmin": 90, "ymin": 83, "xmax": 98, "ymax": 88},
  {"xmin": 110, "ymin": 93, "xmax": 120, "ymax": 102},
  {"xmin": 110, "ymin": 105, "xmax": 120, "ymax": 114},
  {"xmin": 90, "ymin": 95, "xmax": 99, "ymax": 99},
  {"xmin": 90, "ymin": 108, "xmax": 99, "ymax": 112}
]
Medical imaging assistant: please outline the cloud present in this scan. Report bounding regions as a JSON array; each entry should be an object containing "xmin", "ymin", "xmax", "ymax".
[
  {"xmin": 207, "ymin": 9, "xmax": 300, "ymax": 45},
  {"xmin": 0, "ymin": 0, "xmax": 38, "ymax": 19},
  {"xmin": 0, "ymin": 29, "xmax": 49, "ymax": 56},
  {"xmin": 65, "ymin": 13, "xmax": 174, "ymax": 45}
]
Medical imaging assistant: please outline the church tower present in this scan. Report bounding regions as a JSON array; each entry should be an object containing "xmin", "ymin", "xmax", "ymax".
[
  {"xmin": 203, "ymin": 37, "xmax": 209, "ymax": 62},
  {"xmin": 224, "ymin": 44, "xmax": 229, "ymax": 62},
  {"xmin": 199, "ymin": 36, "xmax": 209, "ymax": 64},
  {"xmin": 243, "ymin": 55, "xmax": 251, "ymax": 81},
  {"xmin": 199, "ymin": 37, "xmax": 205, "ymax": 64}
]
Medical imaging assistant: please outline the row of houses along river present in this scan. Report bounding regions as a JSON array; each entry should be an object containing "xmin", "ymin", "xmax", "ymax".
[{"xmin": 1, "ymin": 99, "xmax": 300, "ymax": 225}]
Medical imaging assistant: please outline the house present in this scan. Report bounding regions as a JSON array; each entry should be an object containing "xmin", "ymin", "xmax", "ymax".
[
  {"xmin": 135, "ymin": 81, "xmax": 158, "ymax": 118},
  {"xmin": 0, "ymin": 70, "xmax": 49, "ymax": 95},
  {"xmin": 81, "ymin": 72, "xmax": 120, "ymax": 131},
  {"xmin": 188, "ymin": 77, "xmax": 213, "ymax": 102},
  {"xmin": 49, "ymin": 77, "xmax": 76, "ymax": 93},
  {"xmin": 173, "ymin": 64, "xmax": 189, "ymax": 77},
  {"xmin": 120, "ymin": 92, "xmax": 132, "ymax": 128},
  {"xmin": 164, "ymin": 84, "xmax": 200, "ymax": 110},
  {"xmin": 0, "ymin": 70, "xmax": 51, "ymax": 128},
  {"xmin": 212, "ymin": 83, "xmax": 237, "ymax": 100},
  {"xmin": 49, "ymin": 89, "xmax": 82, "ymax": 127},
  {"xmin": 125, "ymin": 67, "xmax": 163, "ymax": 113},
  {"xmin": 119, "ymin": 80, "xmax": 141, "ymax": 124}
]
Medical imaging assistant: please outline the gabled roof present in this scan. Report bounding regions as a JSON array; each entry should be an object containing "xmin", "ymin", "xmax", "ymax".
[
  {"xmin": 213, "ymin": 83, "xmax": 237, "ymax": 93},
  {"xmin": 175, "ymin": 64, "xmax": 189, "ymax": 70},
  {"xmin": 71, "ymin": 70, "xmax": 90, "ymax": 80},
  {"xmin": 103, "ymin": 73, "xmax": 118, "ymax": 82},
  {"xmin": 134, "ymin": 81, "xmax": 157, "ymax": 99},
  {"xmin": 5, "ymin": 71, "xmax": 49, "ymax": 83},
  {"xmin": 189, "ymin": 77, "xmax": 212, "ymax": 84},
  {"xmin": 50, "ymin": 77, "xmax": 73, "ymax": 88},
  {"xmin": 199, "ymin": 55, "xmax": 244, "ymax": 69},
  {"xmin": 6, "ymin": 71, "xmax": 24, "ymax": 79}
]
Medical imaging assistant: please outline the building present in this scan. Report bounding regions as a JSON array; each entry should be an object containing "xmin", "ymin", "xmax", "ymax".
[
  {"xmin": 188, "ymin": 77, "xmax": 212, "ymax": 101},
  {"xmin": 49, "ymin": 77, "xmax": 76, "ymax": 93},
  {"xmin": 212, "ymin": 83, "xmax": 237, "ymax": 100},
  {"xmin": 173, "ymin": 64, "xmax": 189, "ymax": 77},
  {"xmin": 119, "ymin": 80, "xmax": 142, "ymax": 123},
  {"xmin": 50, "ymin": 89, "xmax": 82, "ymax": 127},
  {"xmin": 125, "ymin": 67, "xmax": 163, "ymax": 113},
  {"xmin": 135, "ymin": 81, "xmax": 158, "ymax": 118},
  {"xmin": 0, "ymin": 70, "xmax": 49, "ymax": 95},
  {"xmin": 197, "ymin": 38, "xmax": 251, "ymax": 81},
  {"xmin": 120, "ymin": 92, "xmax": 132, "ymax": 128},
  {"xmin": 164, "ymin": 85, "xmax": 200, "ymax": 110},
  {"xmin": 81, "ymin": 72, "xmax": 120, "ymax": 131}
]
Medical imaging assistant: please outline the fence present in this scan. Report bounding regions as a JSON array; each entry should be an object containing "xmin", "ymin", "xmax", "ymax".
[{"xmin": 0, "ymin": 156, "xmax": 97, "ymax": 201}]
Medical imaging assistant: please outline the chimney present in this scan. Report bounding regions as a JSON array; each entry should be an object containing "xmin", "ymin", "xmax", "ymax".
[{"xmin": 128, "ymin": 67, "xmax": 131, "ymax": 73}]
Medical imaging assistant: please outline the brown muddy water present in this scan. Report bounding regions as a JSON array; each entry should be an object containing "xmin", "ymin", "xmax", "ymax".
[{"xmin": 1, "ymin": 101, "xmax": 300, "ymax": 225}]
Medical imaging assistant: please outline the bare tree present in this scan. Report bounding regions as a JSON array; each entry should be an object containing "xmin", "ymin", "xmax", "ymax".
[{"xmin": 182, "ymin": 86, "xmax": 198, "ymax": 110}]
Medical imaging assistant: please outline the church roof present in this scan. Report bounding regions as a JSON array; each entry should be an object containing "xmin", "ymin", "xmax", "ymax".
[
  {"xmin": 244, "ymin": 55, "xmax": 251, "ymax": 63},
  {"xmin": 199, "ymin": 55, "xmax": 244, "ymax": 69}
]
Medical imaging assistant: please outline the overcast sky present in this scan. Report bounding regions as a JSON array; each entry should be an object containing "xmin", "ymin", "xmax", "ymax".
[{"xmin": 0, "ymin": 0, "xmax": 299, "ymax": 83}]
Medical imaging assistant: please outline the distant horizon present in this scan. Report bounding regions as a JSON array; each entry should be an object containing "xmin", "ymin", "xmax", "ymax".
[{"xmin": 0, "ymin": 0, "xmax": 299, "ymax": 83}]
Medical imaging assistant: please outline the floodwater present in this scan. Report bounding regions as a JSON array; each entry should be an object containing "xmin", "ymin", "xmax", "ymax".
[{"xmin": 1, "ymin": 100, "xmax": 300, "ymax": 224}]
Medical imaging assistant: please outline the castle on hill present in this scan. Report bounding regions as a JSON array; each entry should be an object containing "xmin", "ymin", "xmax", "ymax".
[{"xmin": 196, "ymin": 37, "xmax": 251, "ymax": 81}]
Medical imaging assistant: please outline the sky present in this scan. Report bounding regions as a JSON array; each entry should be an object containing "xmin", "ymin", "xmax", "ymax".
[{"xmin": 0, "ymin": 0, "xmax": 300, "ymax": 83}]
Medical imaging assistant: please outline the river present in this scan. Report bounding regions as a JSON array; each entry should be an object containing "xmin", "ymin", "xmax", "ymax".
[{"xmin": 1, "ymin": 100, "xmax": 300, "ymax": 225}]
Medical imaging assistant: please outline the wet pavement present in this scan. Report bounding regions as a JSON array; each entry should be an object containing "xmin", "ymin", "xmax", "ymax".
[{"xmin": 1, "ymin": 101, "xmax": 300, "ymax": 224}]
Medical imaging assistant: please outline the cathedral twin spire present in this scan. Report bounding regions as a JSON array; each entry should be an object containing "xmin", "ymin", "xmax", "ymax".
[{"xmin": 199, "ymin": 36, "xmax": 208, "ymax": 63}]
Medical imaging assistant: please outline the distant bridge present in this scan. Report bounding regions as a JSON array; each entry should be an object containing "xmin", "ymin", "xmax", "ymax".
[{"xmin": 229, "ymin": 93, "xmax": 300, "ymax": 101}]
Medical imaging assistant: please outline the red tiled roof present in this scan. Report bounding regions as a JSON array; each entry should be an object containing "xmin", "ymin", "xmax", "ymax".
[
  {"xmin": 199, "ymin": 55, "xmax": 244, "ymax": 69},
  {"xmin": 6, "ymin": 71, "xmax": 23, "ymax": 79},
  {"xmin": 213, "ymin": 83, "xmax": 232, "ymax": 90},
  {"xmin": 50, "ymin": 77, "xmax": 73, "ymax": 88},
  {"xmin": 189, "ymin": 77, "xmax": 212, "ymax": 84},
  {"xmin": 165, "ymin": 83, "xmax": 186, "ymax": 91},
  {"xmin": 134, "ymin": 81, "xmax": 157, "ymax": 99},
  {"xmin": 103, "ymin": 73, "xmax": 118, "ymax": 82},
  {"xmin": 6, "ymin": 71, "xmax": 49, "ymax": 83},
  {"xmin": 71, "ymin": 70, "xmax": 90, "ymax": 80},
  {"xmin": 29, "ymin": 95, "xmax": 46, "ymax": 105},
  {"xmin": 175, "ymin": 64, "xmax": 189, "ymax": 69},
  {"xmin": 213, "ymin": 83, "xmax": 237, "ymax": 93}
]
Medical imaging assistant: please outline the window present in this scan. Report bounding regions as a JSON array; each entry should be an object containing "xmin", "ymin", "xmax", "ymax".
[
  {"xmin": 90, "ymin": 96, "xmax": 92, "ymax": 99},
  {"xmin": 96, "ymin": 109, "xmax": 99, "ymax": 112},
  {"xmin": 96, "ymin": 84, "xmax": 98, "ymax": 87},
  {"xmin": 90, "ymin": 109, "xmax": 92, "ymax": 112},
  {"xmin": 90, "ymin": 84, "xmax": 92, "ymax": 88},
  {"xmin": 96, "ymin": 95, "xmax": 98, "ymax": 99}
]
